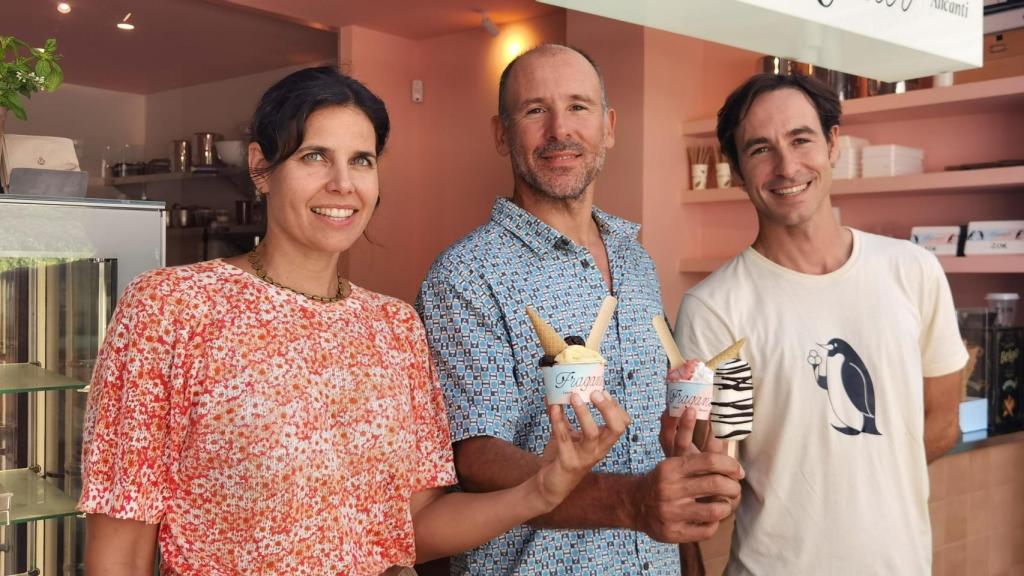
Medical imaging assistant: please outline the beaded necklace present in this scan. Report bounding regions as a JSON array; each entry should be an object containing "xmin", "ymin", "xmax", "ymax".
[{"xmin": 246, "ymin": 247, "xmax": 350, "ymax": 303}]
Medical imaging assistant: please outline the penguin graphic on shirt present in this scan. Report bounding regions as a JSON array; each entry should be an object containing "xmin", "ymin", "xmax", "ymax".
[{"xmin": 807, "ymin": 338, "xmax": 882, "ymax": 436}]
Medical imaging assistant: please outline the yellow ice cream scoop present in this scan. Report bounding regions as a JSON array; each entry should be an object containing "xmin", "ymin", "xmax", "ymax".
[{"xmin": 554, "ymin": 344, "xmax": 606, "ymax": 365}]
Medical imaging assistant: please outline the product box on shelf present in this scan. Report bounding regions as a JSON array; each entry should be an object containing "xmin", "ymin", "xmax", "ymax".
[
  {"xmin": 964, "ymin": 220, "xmax": 1024, "ymax": 255},
  {"xmin": 988, "ymin": 327, "xmax": 1022, "ymax": 433},
  {"xmin": 958, "ymin": 307, "xmax": 990, "ymax": 398},
  {"xmin": 955, "ymin": 29, "xmax": 1024, "ymax": 85},
  {"xmin": 910, "ymin": 225, "xmax": 962, "ymax": 256}
]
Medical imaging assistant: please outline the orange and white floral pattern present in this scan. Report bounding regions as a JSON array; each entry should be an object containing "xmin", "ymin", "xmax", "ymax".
[{"xmin": 79, "ymin": 260, "xmax": 456, "ymax": 576}]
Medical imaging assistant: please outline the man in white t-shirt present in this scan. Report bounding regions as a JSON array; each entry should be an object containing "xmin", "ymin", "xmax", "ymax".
[{"xmin": 675, "ymin": 74, "xmax": 968, "ymax": 575}]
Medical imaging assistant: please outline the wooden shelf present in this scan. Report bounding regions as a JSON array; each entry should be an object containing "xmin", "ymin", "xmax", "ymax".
[
  {"xmin": 938, "ymin": 255, "xmax": 1024, "ymax": 274},
  {"xmin": 680, "ymin": 255, "xmax": 1024, "ymax": 275},
  {"xmin": 681, "ymin": 75, "xmax": 1024, "ymax": 137},
  {"xmin": 679, "ymin": 166, "xmax": 1024, "ymax": 204}
]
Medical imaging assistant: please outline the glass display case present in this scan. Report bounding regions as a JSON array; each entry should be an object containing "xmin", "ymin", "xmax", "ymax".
[{"xmin": 0, "ymin": 195, "xmax": 163, "ymax": 576}]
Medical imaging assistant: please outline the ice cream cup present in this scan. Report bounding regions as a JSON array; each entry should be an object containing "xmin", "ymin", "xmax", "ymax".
[
  {"xmin": 666, "ymin": 379, "xmax": 713, "ymax": 418},
  {"xmin": 542, "ymin": 363, "xmax": 605, "ymax": 404}
]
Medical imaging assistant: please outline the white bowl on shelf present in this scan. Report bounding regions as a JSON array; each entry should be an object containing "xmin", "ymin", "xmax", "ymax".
[{"xmin": 215, "ymin": 140, "xmax": 247, "ymax": 167}]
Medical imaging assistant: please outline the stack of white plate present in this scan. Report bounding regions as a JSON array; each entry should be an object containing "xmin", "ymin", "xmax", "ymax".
[
  {"xmin": 862, "ymin": 144, "xmax": 924, "ymax": 177},
  {"xmin": 834, "ymin": 135, "xmax": 869, "ymax": 179}
]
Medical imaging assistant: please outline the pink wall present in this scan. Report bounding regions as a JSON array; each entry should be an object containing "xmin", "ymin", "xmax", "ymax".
[
  {"xmin": 340, "ymin": 26, "xmax": 425, "ymax": 300},
  {"xmin": 341, "ymin": 13, "xmax": 566, "ymax": 303},
  {"xmin": 566, "ymin": 12, "xmax": 645, "ymax": 226},
  {"xmin": 640, "ymin": 30, "xmax": 762, "ymax": 317},
  {"xmin": 565, "ymin": 17, "xmax": 761, "ymax": 317},
  {"xmin": 642, "ymin": 30, "xmax": 705, "ymax": 316},
  {"xmin": 416, "ymin": 12, "xmax": 566, "ymax": 264}
]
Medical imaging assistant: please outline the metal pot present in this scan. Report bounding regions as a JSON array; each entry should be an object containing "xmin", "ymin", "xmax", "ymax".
[
  {"xmin": 194, "ymin": 132, "xmax": 221, "ymax": 167},
  {"xmin": 171, "ymin": 204, "xmax": 191, "ymax": 228},
  {"xmin": 760, "ymin": 55, "xmax": 796, "ymax": 76},
  {"xmin": 170, "ymin": 140, "xmax": 191, "ymax": 172}
]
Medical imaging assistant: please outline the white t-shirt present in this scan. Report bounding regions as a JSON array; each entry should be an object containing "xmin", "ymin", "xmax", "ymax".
[{"xmin": 675, "ymin": 229, "xmax": 967, "ymax": 576}]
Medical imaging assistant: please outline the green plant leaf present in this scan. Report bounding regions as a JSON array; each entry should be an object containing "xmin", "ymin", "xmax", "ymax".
[
  {"xmin": 46, "ymin": 62, "xmax": 63, "ymax": 91},
  {"xmin": 0, "ymin": 35, "xmax": 64, "ymax": 119},
  {"xmin": 4, "ymin": 97, "xmax": 27, "ymax": 121}
]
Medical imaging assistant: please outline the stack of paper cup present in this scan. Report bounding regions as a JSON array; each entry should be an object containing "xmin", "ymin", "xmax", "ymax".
[
  {"xmin": 833, "ymin": 135, "xmax": 869, "ymax": 180},
  {"xmin": 861, "ymin": 144, "xmax": 924, "ymax": 177}
]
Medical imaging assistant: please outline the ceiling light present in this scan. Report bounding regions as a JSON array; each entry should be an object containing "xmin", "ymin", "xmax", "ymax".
[
  {"xmin": 117, "ymin": 12, "xmax": 135, "ymax": 31},
  {"xmin": 56, "ymin": 2, "xmax": 71, "ymax": 14},
  {"xmin": 480, "ymin": 12, "xmax": 500, "ymax": 37}
]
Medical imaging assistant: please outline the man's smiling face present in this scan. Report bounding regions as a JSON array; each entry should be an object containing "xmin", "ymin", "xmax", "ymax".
[{"xmin": 735, "ymin": 88, "xmax": 839, "ymax": 230}]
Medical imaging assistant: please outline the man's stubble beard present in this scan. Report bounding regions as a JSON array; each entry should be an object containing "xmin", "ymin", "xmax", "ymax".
[{"xmin": 508, "ymin": 134, "xmax": 607, "ymax": 202}]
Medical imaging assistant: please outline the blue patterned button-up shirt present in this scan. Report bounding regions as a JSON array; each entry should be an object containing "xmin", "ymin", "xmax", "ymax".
[{"xmin": 416, "ymin": 198, "xmax": 678, "ymax": 575}]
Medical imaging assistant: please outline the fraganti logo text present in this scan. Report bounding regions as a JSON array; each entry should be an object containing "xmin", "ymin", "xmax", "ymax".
[{"xmin": 818, "ymin": 0, "xmax": 970, "ymax": 18}]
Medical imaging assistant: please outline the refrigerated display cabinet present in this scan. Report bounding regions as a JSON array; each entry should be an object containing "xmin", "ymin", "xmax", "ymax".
[{"xmin": 0, "ymin": 195, "xmax": 163, "ymax": 576}]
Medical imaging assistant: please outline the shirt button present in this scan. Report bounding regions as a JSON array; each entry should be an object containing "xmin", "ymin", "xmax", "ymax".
[
  {"xmin": 642, "ymin": 562, "xmax": 651, "ymax": 570},
  {"xmin": 627, "ymin": 369, "xmax": 635, "ymax": 379},
  {"xmin": 580, "ymin": 260, "xmax": 590, "ymax": 268},
  {"xmin": 631, "ymin": 433, "xmax": 639, "ymax": 442}
]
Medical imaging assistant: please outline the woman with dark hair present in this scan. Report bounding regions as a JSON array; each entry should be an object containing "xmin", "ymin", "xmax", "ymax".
[{"xmin": 78, "ymin": 66, "xmax": 630, "ymax": 576}]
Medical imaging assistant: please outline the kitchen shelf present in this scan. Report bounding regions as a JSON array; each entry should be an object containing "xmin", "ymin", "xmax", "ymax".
[
  {"xmin": 0, "ymin": 468, "xmax": 80, "ymax": 526},
  {"xmin": 681, "ymin": 74, "xmax": 1024, "ymax": 137},
  {"xmin": 679, "ymin": 255, "xmax": 1024, "ymax": 274},
  {"xmin": 679, "ymin": 166, "xmax": 1024, "ymax": 204},
  {"xmin": 0, "ymin": 363, "xmax": 89, "ymax": 394},
  {"xmin": 938, "ymin": 255, "xmax": 1024, "ymax": 274},
  {"xmin": 103, "ymin": 166, "xmax": 246, "ymax": 187}
]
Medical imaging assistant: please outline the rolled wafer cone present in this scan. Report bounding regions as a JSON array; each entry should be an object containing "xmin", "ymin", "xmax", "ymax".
[
  {"xmin": 526, "ymin": 306, "xmax": 568, "ymax": 357},
  {"xmin": 706, "ymin": 338, "xmax": 746, "ymax": 369},
  {"xmin": 585, "ymin": 296, "xmax": 617, "ymax": 351},
  {"xmin": 652, "ymin": 315, "xmax": 685, "ymax": 369}
]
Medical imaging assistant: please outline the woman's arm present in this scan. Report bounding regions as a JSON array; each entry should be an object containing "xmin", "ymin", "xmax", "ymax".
[
  {"xmin": 85, "ymin": 514, "xmax": 159, "ymax": 576},
  {"xmin": 410, "ymin": 391, "xmax": 629, "ymax": 562}
]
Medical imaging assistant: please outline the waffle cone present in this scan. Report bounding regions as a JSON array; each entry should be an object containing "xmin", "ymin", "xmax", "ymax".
[
  {"xmin": 586, "ymin": 296, "xmax": 618, "ymax": 351},
  {"xmin": 652, "ymin": 315, "xmax": 685, "ymax": 369},
  {"xmin": 706, "ymin": 338, "xmax": 746, "ymax": 369},
  {"xmin": 526, "ymin": 306, "xmax": 568, "ymax": 357}
]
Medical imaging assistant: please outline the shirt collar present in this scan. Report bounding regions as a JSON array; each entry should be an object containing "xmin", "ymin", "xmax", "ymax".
[{"xmin": 490, "ymin": 197, "xmax": 640, "ymax": 254}]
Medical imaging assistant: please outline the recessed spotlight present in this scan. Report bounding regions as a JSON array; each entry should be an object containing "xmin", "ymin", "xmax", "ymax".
[
  {"xmin": 117, "ymin": 12, "xmax": 135, "ymax": 31},
  {"xmin": 56, "ymin": 2, "xmax": 71, "ymax": 14}
]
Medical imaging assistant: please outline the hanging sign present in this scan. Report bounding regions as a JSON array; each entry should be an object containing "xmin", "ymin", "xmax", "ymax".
[{"xmin": 540, "ymin": 0, "xmax": 981, "ymax": 81}]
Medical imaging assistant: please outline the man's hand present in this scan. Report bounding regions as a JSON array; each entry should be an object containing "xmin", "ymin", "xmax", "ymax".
[
  {"xmin": 635, "ymin": 407, "xmax": 743, "ymax": 543},
  {"xmin": 533, "ymin": 391, "xmax": 631, "ymax": 511}
]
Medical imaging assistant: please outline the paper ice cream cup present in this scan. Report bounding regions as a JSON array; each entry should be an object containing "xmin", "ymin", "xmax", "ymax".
[
  {"xmin": 666, "ymin": 379, "xmax": 713, "ymax": 418},
  {"xmin": 542, "ymin": 363, "xmax": 605, "ymax": 404}
]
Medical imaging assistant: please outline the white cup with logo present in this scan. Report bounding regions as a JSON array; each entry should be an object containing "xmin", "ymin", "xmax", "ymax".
[
  {"xmin": 542, "ymin": 363, "xmax": 605, "ymax": 404},
  {"xmin": 666, "ymin": 379, "xmax": 713, "ymax": 418}
]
